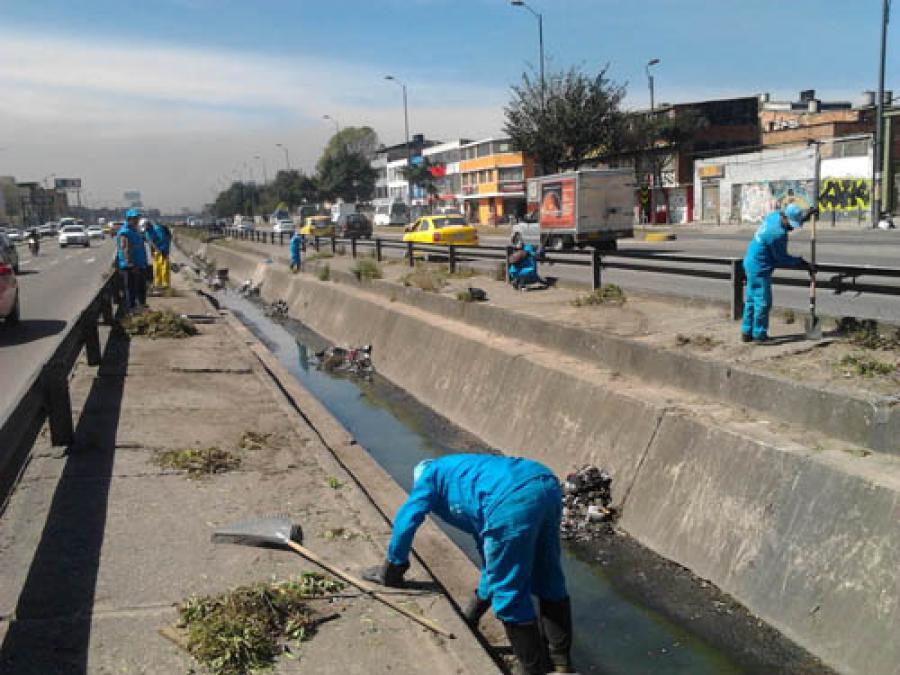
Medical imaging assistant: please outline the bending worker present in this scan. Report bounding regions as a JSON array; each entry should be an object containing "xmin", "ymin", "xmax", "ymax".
[
  {"xmin": 363, "ymin": 454, "xmax": 574, "ymax": 674},
  {"xmin": 741, "ymin": 203, "xmax": 814, "ymax": 342},
  {"xmin": 145, "ymin": 220, "xmax": 172, "ymax": 290},
  {"xmin": 289, "ymin": 226, "xmax": 303, "ymax": 272},
  {"xmin": 508, "ymin": 242, "xmax": 548, "ymax": 290}
]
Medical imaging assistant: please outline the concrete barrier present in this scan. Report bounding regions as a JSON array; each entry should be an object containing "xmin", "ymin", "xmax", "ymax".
[{"xmin": 180, "ymin": 236, "xmax": 900, "ymax": 674}]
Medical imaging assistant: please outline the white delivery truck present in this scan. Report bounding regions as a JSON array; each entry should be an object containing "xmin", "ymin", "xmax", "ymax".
[{"xmin": 525, "ymin": 169, "xmax": 634, "ymax": 251}]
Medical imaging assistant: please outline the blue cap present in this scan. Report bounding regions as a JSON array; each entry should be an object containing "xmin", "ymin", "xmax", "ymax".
[
  {"xmin": 125, "ymin": 208, "xmax": 141, "ymax": 219},
  {"xmin": 783, "ymin": 203, "xmax": 803, "ymax": 229}
]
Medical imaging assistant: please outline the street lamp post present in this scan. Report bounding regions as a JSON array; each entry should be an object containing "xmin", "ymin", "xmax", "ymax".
[
  {"xmin": 646, "ymin": 58, "xmax": 661, "ymax": 224},
  {"xmin": 254, "ymin": 155, "xmax": 268, "ymax": 185},
  {"xmin": 385, "ymin": 75, "xmax": 412, "ymax": 205},
  {"xmin": 510, "ymin": 0, "xmax": 544, "ymax": 112},
  {"xmin": 646, "ymin": 58, "xmax": 660, "ymax": 111},
  {"xmin": 872, "ymin": 0, "xmax": 890, "ymax": 228},
  {"xmin": 322, "ymin": 114, "xmax": 341, "ymax": 135},
  {"xmin": 275, "ymin": 143, "xmax": 291, "ymax": 171}
]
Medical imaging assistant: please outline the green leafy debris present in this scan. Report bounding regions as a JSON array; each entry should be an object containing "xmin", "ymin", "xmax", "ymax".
[
  {"xmin": 121, "ymin": 310, "xmax": 198, "ymax": 339},
  {"xmin": 571, "ymin": 284, "xmax": 626, "ymax": 307},
  {"xmin": 155, "ymin": 446, "xmax": 241, "ymax": 478},
  {"xmin": 836, "ymin": 353, "xmax": 897, "ymax": 378}
]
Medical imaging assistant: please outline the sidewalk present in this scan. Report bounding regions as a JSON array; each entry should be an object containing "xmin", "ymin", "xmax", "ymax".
[{"xmin": 0, "ymin": 275, "xmax": 496, "ymax": 673}]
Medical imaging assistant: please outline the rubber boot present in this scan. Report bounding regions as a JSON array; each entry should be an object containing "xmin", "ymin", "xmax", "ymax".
[
  {"xmin": 503, "ymin": 621, "xmax": 545, "ymax": 675},
  {"xmin": 540, "ymin": 597, "xmax": 574, "ymax": 673},
  {"xmin": 461, "ymin": 592, "xmax": 491, "ymax": 628}
]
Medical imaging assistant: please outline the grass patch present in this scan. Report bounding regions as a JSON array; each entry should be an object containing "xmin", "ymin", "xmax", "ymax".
[
  {"xmin": 238, "ymin": 431, "xmax": 271, "ymax": 451},
  {"xmin": 121, "ymin": 310, "xmax": 198, "ymax": 339},
  {"xmin": 836, "ymin": 317, "xmax": 900, "ymax": 351},
  {"xmin": 782, "ymin": 309, "xmax": 796, "ymax": 325},
  {"xmin": 317, "ymin": 263, "xmax": 331, "ymax": 281},
  {"xmin": 326, "ymin": 476, "xmax": 343, "ymax": 489},
  {"xmin": 675, "ymin": 334, "xmax": 721, "ymax": 350},
  {"xmin": 494, "ymin": 262, "xmax": 507, "ymax": 281},
  {"xmin": 177, "ymin": 574, "xmax": 345, "ymax": 675},
  {"xmin": 306, "ymin": 251, "xmax": 333, "ymax": 262},
  {"xmin": 351, "ymin": 257, "xmax": 383, "ymax": 282},
  {"xmin": 571, "ymin": 284, "xmax": 626, "ymax": 307},
  {"xmin": 448, "ymin": 266, "xmax": 477, "ymax": 279},
  {"xmin": 400, "ymin": 264, "xmax": 447, "ymax": 292},
  {"xmin": 155, "ymin": 446, "xmax": 241, "ymax": 478},
  {"xmin": 836, "ymin": 353, "xmax": 897, "ymax": 378}
]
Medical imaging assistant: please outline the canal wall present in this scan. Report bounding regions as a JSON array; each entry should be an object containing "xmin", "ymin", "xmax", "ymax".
[{"xmin": 182, "ymin": 239, "xmax": 900, "ymax": 675}]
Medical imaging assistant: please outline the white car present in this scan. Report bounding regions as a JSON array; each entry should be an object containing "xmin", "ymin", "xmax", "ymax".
[
  {"xmin": 58, "ymin": 225, "xmax": 90, "ymax": 248},
  {"xmin": 86, "ymin": 225, "xmax": 104, "ymax": 240},
  {"xmin": 272, "ymin": 219, "xmax": 293, "ymax": 234}
]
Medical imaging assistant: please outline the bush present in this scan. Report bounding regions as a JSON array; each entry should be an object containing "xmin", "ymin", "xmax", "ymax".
[
  {"xmin": 401, "ymin": 264, "xmax": 447, "ymax": 292},
  {"xmin": 317, "ymin": 263, "xmax": 331, "ymax": 281},
  {"xmin": 571, "ymin": 284, "xmax": 626, "ymax": 307},
  {"xmin": 351, "ymin": 257, "xmax": 382, "ymax": 282}
]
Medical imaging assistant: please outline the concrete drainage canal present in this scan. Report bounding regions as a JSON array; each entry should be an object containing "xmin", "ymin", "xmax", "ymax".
[{"xmin": 217, "ymin": 290, "xmax": 831, "ymax": 675}]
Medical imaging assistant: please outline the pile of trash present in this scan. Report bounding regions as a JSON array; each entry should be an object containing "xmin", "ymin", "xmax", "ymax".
[
  {"xmin": 560, "ymin": 465, "xmax": 615, "ymax": 541},
  {"xmin": 313, "ymin": 345, "xmax": 374, "ymax": 377},
  {"xmin": 238, "ymin": 279, "xmax": 260, "ymax": 297},
  {"xmin": 264, "ymin": 299, "xmax": 289, "ymax": 318},
  {"xmin": 121, "ymin": 310, "xmax": 198, "ymax": 339}
]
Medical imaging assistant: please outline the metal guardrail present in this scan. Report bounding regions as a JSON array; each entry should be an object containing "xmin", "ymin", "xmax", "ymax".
[
  {"xmin": 0, "ymin": 272, "xmax": 119, "ymax": 505},
  {"xmin": 212, "ymin": 226, "xmax": 900, "ymax": 321}
]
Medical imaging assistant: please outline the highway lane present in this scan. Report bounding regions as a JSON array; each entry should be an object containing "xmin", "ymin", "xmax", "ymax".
[{"xmin": 0, "ymin": 238, "xmax": 115, "ymax": 424}]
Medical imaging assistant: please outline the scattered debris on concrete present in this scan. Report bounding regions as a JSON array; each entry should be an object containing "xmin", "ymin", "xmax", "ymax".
[
  {"xmin": 121, "ymin": 310, "xmax": 198, "ymax": 339},
  {"xmin": 561, "ymin": 465, "xmax": 616, "ymax": 541},
  {"xmin": 836, "ymin": 353, "xmax": 897, "ymax": 378},
  {"xmin": 571, "ymin": 284, "xmax": 626, "ymax": 307},
  {"xmin": 314, "ymin": 345, "xmax": 374, "ymax": 376},
  {"xmin": 264, "ymin": 299, "xmax": 289, "ymax": 317},
  {"xmin": 175, "ymin": 574, "xmax": 344, "ymax": 675},
  {"xmin": 154, "ymin": 446, "xmax": 241, "ymax": 478},
  {"xmin": 238, "ymin": 431, "xmax": 272, "ymax": 451},
  {"xmin": 676, "ymin": 334, "xmax": 721, "ymax": 350},
  {"xmin": 239, "ymin": 279, "xmax": 260, "ymax": 297},
  {"xmin": 836, "ymin": 317, "xmax": 900, "ymax": 351}
]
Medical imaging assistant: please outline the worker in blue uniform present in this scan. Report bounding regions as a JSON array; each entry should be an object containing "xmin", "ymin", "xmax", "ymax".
[
  {"xmin": 508, "ymin": 242, "xmax": 548, "ymax": 290},
  {"xmin": 145, "ymin": 221, "xmax": 172, "ymax": 290},
  {"xmin": 289, "ymin": 226, "xmax": 303, "ymax": 272},
  {"xmin": 363, "ymin": 454, "xmax": 573, "ymax": 674},
  {"xmin": 741, "ymin": 203, "xmax": 814, "ymax": 342},
  {"xmin": 116, "ymin": 209, "xmax": 149, "ymax": 312}
]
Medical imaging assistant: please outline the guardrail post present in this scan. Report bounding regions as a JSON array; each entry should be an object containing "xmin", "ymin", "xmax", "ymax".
[
  {"xmin": 351, "ymin": 238, "xmax": 357, "ymax": 259},
  {"xmin": 375, "ymin": 237, "xmax": 383, "ymax": 262},
  {"xmin": 100, "ymin": 287, "xmax": 114, "ymax": 325},
  {"xmin": 448, "ymin": 245, "xmax": 457, "ymax": 274},
  {"xmin": 330, "ymin": 236, "xmax": 336, "ymax": 254},
  {"xmin": 730, "ymin": 259, "xmax": 745, "ymax": 320},
  {"xmin": 280, "ymin": 232, "xmax": 285, "ymax": 246},
  {"xmin": 407, "ymin": 241, "xmax": 415, "ymax": 267},
  {"xmin": 84, "ymin": 318, "xmax": 102, "ymax": 366},
  {"xmin": 591, "ymin": 248, "xmax": 602, "ymax": 290},
  {"xmin": 505, "ymin": 246, "xmax": 513, "ymax": 283},
  {"xmin": 44, "ymin": 359, "xmax": 74, "ymax": 447}
]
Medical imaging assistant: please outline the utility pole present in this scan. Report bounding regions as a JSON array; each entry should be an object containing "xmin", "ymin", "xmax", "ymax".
[
  {"xmin": 646, "ymin": 58, "xmax": 661, "ymax": 225},
  {"xmin": 510, "ymin": 1, "xmax": 544, "ymax": 113},
  {"xmin": 872, "ymin": 0, "xmax": 890, "ymax": 228},
  {"xmin": 385, "ymin": 75, "xmax": 412, "ymax": 205},
  {"xmin": 276, "ymin": 143, "xmax": 291, "ymax": 171}
]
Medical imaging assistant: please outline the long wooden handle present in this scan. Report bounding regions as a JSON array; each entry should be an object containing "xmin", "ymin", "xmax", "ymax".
[
  {"xmin": 284, "ymin": 540, "xmax": 456, "ymax": 639},
  {"xmin": 809, "ymin": 214, "xmax": 817, "ymax": 319}
]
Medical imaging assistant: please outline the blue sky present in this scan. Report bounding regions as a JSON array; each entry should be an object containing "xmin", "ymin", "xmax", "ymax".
[{"xmin": 0, "ymin": 0, "xmax": 896, "ymax": 210}]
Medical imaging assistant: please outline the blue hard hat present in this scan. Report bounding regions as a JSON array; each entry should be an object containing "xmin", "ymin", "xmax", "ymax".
[
  {"xmin": 783, "ymin": 203, "xmax": 803, "ymax": 229},
  {"xmin": 125, "ymin": 208, "xmax": 141, "ymax": 219}
]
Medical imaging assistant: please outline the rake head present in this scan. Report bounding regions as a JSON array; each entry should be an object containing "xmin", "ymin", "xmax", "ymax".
[{"xmin": 211, "ymin": 514, "xmax": 303, "ymax": 550}]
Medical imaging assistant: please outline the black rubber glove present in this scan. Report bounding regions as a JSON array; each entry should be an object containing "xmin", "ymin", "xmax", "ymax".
[
  {"xmin": 802, "ymin": 206, "xmax": 819, "ymax": 223},
  {"xmin": 362, "ymin": 560, "xmax": 409, "ymax": 587},
  {"xmin": 461, "ymin": 592, "xmax": 491, "ymax": 627}
]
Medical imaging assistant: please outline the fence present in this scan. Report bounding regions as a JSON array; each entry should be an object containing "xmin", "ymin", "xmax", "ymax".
[
  {"xmin": 0, "ymin": 272, "xmax": 119, "ymax": 506},
  {"xmin": 214, "ymin": 226, "xmax": 900, "ymax": 321}
]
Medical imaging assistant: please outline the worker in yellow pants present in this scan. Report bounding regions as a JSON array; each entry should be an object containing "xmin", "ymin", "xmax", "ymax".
[{"xmin": 145, "ymin": 221, "xmax": 173, "ymax": 290}]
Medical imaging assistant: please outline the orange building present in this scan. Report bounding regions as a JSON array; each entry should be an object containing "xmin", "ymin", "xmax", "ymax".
[{"xmin": 458, "ymin": 138, "xmax": 534, "ymax": 225}]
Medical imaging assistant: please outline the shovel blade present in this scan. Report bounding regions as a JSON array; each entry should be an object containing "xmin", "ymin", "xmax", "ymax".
[
  {"xmin": 211, "ymin": 515, "xmax": 303, "ymax": 550},
  {"xmin": 805, "ymin": 316, "xmax": 823, "ymax": 340}
]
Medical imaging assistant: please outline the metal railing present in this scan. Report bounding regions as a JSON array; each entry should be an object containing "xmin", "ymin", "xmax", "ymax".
[
  {"xmin": 214, "ymin": 226, "xmax": 900, "ymax": 320},
  {"xmin": 1, "ymin": 272, "xmax": 119, "ymax": 504}
]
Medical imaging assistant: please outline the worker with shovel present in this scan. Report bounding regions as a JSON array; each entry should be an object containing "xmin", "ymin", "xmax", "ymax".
[
  {"xmin": 363, "ymin": 454, "xmax": 574, "ymax": 675},
  {"xmin": 741, "ymin": 203, "xmax": 815, "ymax": 343},
  {"xmin": 289, "ymin": 225, "xmax": 303, "ymax": 273}
]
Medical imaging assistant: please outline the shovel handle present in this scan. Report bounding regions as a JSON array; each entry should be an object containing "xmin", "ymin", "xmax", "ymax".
[{"xmin": 284, "ymin": 540, "xmax": 456, "ymax": 639}]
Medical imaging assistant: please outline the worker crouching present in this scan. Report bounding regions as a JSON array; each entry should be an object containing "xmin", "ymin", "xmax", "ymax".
[
  {"xmin": 508, "ymin": 243, "xmax": 550, "ymax": 290},
  {"xmin": 363, "ymin": 454, "xmax": 574, "ymax": 674}
]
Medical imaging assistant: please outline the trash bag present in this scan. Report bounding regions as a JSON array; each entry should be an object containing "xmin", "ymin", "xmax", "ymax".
[{"xmin": 560, "ymin": 465, "xmax": 616, "ymax": 541}]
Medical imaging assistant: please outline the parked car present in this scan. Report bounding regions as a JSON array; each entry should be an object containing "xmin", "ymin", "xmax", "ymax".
[
  {"xmin": 233, "ymin": 215, "xmax": 255, "ymax": 232},
  {"xmin": 0, "ymin": 244, "xmax": 19, "ymax": 326},
  {"xmin": 299, "ymin": 215, "xmax": 334, "ymax": 238},
  {"xmin": 0, "ymin": 233, "xmax": 20, "ymax": 274},
  {"xmin": 86, "ymin": 225, "xmax": 105, "ymax": 240},
  {"xmin": 336, "ymin": 213, "xmax": 372, "ymax": 239},
  {"xmin": 5, "ymin": 229, "xmax": 23, "ymax": 243},
  {"xmin": 402, "ymin": 215, "xmax": 479, "ymax": 247},
  {"xmin": 374, "ymin": 202, "xmax": 409, "ymax": 227},
  {"xmin": 58, "ymin": 224, "xmax": 90, "ymax": 248}
]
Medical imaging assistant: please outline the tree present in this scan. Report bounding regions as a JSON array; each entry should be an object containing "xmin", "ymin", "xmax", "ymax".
[
  {"xmin": 212, "ymin": 181, "xmax": 261, "ymax": 218},
  {"xmin": 261, "ymin": 170, "xmax": 318, "ymax": 211},
  {"xmin": 504, "ymin": 65, "xmax": 627, "ymax": 174},
  {"xmin": 317, "ymin": 149, "xmax": 376, "ymax": 202},
  {"xmin": 316, "ymin": 126, "xmax": 379, "ymax": 175},
  {"xmin": 401, "ymin": 158, "xmax": 443, "ymax": 200}
]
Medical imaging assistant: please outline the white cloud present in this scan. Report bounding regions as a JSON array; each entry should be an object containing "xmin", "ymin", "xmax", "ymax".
[{"xmin": 0, "ymin": 29, "xmax": 507, "ymax": 210}]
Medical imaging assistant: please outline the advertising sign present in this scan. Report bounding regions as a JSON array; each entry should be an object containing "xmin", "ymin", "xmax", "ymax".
[
  {"xmin": 54, "ymin": 178, "xmax": 82, "ymax": 190},
  {"xmin": 123, "ymin": 191, "xmax": 142, "ymax": 203},
  {"xmin": 540, "ymin": 177, "xmax": 575, "ymax": 229},
  {"xmin": 499, "ymin": 181, "xmax": 525, "ymax": 194}
]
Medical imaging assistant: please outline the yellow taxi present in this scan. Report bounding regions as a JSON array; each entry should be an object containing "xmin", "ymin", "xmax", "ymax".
[
  {"xmin": 402, "ymin": 215, "xmax": 479, "ymax": 247},
  {"xmin": 299, "ymin": 215, "xmax": 334, "ymax": 237}
]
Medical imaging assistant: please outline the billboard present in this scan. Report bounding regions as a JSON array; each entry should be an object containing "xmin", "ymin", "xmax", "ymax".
[
  {"xmin": 539, "ymin": 177, "xmax": 576, "ymax": 229},
  {"xmin": 55, "ymin": 178, "xmax": 81, "ymax": 190},
  {"xmin": 123, "ymin": 191, "xmax": 142, "ymax": 204}
]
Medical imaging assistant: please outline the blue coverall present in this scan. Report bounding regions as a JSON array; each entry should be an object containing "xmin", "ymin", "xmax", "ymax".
[
  {"xmin": 289, "ymin": 232, "xmax": 303, "ymax": 270},
  {"xmin": 116, "ymin": 224, "xmax": 148, "ymax": 309},
  {"xmin": 742, "ymin": 211, "xmax": 804, "ymax": 339},
  {"xmin": 388, "ymin": 454, "xmax": 568, "ymax": 624},
  {"xmin": 508, "ymin": 244, "xmax": 542, "ymax": 287}
]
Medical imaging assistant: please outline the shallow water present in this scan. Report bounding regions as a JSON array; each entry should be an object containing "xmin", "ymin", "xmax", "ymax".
[{"xmin": 220, "ymin": 290, "xmax": 746, "ymax": 674}]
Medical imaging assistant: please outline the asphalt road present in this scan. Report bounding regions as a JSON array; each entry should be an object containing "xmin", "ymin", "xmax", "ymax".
[{"xmin": 0, "ymin": 238, "xmax": 115, "ymax": 424}]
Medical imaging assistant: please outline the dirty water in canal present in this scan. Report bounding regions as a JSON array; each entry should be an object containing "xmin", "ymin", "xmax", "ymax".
[{"xmin": 218, "ymin": 290, "xmax": 830, "ymax": 675}]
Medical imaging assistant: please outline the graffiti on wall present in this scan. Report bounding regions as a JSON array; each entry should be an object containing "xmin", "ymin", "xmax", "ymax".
[
  {"xmin": 738, "ymin": 183, "xmax": 773, "ymax": 223},
  {"xmin": 818, "ymin": 178, "xmax": 870, "ymax": 211},
  {"xmin": 770, "ymin": 180, "xmax": 814, "ymax": 210},
  {"xmin": 735, "ymin": 181, "xmax": 815, "ymax": 222}
]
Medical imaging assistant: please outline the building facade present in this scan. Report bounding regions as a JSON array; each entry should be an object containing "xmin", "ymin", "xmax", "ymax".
[{"xmin": 458, "ymin": 138, "xmax": 534, "ymax": 225}]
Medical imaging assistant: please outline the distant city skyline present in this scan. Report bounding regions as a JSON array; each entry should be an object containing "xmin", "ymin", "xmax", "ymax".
[{"xmin": 0, "ymin": 0, "xmax": 894, "ymax": 211}]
